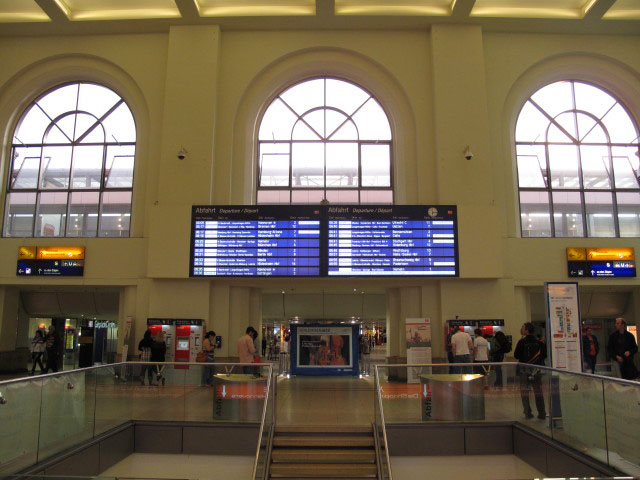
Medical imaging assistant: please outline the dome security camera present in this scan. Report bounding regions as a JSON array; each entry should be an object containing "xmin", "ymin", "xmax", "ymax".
[
  {"xmin": 464, "ymin": 146, "xmax": 473, "ymax": 161},
  {"xmin": 177, "ymin": 147, "xmax": 188, "ymax": 160}
]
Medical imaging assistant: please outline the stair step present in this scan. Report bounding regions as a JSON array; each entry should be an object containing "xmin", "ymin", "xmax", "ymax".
[
  {"xmin": 273, "ymin": 436, "xmax": 375, "ymax": 447},
  {"xmin": 272, "ymin": 449, "xmax": 375, "ymax": 463},
  {"xmin": 276, "ymin": 425, "xmax": 372, "ymax": 434},
  {"xmin": 270, "ymin": 463, "xmax": 377, "ymax": 477}
]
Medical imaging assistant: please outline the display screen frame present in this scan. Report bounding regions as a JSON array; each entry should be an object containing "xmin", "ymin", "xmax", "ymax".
[{"xmin": 189, "ymin": 205, "xmax": 459, "ymax": 278}]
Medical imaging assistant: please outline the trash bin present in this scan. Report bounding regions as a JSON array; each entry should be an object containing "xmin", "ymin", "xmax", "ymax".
[
  {"xmin": 420, "ymin": 373, "xmax": 485, "ymax": 421},
  {"xmin": 212, "ymin": 373, "xmax": 266, "ymax": 421}
]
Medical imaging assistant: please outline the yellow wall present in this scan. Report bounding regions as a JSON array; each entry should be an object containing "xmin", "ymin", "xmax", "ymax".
[{"xmin": 0, "ymin": 26, "xmax": 639, "ymax": 362}]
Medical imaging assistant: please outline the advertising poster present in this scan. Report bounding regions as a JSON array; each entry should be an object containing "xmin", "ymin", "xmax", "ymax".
[
  {"xmin": 406, "ymin": 318, "xmax": 432, "ymax": 383},
  {"xmin": 545, "ymin": 282, "xmax": 582, "ymax": 372},
  {"xmin": 290, "ymin": 325, "xmax": 359, "ymax": 376}
]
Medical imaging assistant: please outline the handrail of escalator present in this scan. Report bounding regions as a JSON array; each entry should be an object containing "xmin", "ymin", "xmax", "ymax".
[
  {"xmin": 374, "ymin": 366, "xmax": 393, "ymax": 480},
  {"xmin": 252, "ymin": 363, "xmax": 274, "ymax": 480},
  {"xmin": 372, "ymin": 421, "xmax": 383, "ymax": 480},
  {"xmin": 262, "ymin": 422, "xmax": 275, "ymax": 480}
]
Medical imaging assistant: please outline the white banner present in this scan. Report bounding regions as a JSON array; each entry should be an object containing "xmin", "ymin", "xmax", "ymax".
[
  {"xmin": 406, "ymin": 318, "xmax": 432, "ymax": 383},
  {"xmin": 545, "ymin": 282, "xmax": 582, "ymax": 372}
]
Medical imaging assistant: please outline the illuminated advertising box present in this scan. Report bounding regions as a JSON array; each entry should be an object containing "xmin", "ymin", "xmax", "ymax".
[
  {"xmin": 567, "ymin": 248, "xmax": 636, "ymax": 278},
  {"xmin": 17, "ymin": 246, "xmax": 85, "ymax": 276}
]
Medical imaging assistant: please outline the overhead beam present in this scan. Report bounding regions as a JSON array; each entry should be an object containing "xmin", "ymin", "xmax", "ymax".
[
  {"xmin": 451, "ymin": 0, "xmax": 476, "ymax": 18},
  {"xmin": 34, "ymin": 0, "xmax": 70, "ymax": 22},
  {"xmin": 582, "ymin": 0, "xmax": 616, "ymax": 20},
  {"xmin": 175, "ymin": 0, "xmax": 201, "ymax": 20}
]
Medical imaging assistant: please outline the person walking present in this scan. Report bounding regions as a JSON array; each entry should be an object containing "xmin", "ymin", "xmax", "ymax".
[
  {"xmin": 30, "ymin": 330, "xmax": 46, "ymax": 375},
  {"xmin": 201, "ymin": 330, "xmax": 216, "ymax": 386},
  {"xmin": 237, "ymin": 327, "xmax": 257, "ymax": 375},
  {"xmin": 138, "ymin": 330, "xmax": 154, "ymax": 385},
  {"xmin": 514, "ymin": 322, "xmax": 547, "ymax": 420},
  {"xmin": 43, "ymin": 325, "xmax": 61, "ymax": 373},
  {"xmin": 451, "ymin": 327, "xmax": 473, "ymax": 374},
  {"xmin": 582, "ymin": 327, "xmax": 599, "ymax": 374},
  {"xmin": 151, "ymin": 331, "xmax": 167, "ymax": 386},
  {"xmin": 607, "ymin": 317, "xmax": 638, "ymax": 380}
]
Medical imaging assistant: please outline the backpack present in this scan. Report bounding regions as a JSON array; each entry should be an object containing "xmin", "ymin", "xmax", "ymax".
[
  {"xmin": 490, "ymin": 337, "xmax": 501, "ymax": 356},
  {"xmin": 501, "ymin": 337, "xmax": 512, "ymax": 354}
]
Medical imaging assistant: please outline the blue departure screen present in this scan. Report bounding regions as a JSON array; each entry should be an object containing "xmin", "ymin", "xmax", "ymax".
[
  {"xmin": 190, "ymin": 206, "xmax": 322, "ymax": 277},
  {"xmin": 326, "ymin": 205, "xmax": 458, "ymax": 276}
]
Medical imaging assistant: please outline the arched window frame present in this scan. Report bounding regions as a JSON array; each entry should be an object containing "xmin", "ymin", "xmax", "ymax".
[
  {"xmin": 515, "ymin": 79, "xmax": 640, "ymax": 238},
  {"xmin": 256, "ymin": 76, "xmax": 394, "ymax": 205},
  {"xmin": 3, "ymin": 81, "xmax": 137, "ymax": 238}
]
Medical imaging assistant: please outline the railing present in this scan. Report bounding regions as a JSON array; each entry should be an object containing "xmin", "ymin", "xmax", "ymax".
[
  {"xmin": 252, "ymin": 366, "xmax": 276, "ymax": 480},
  {"xmin": 374, "ymin": 366, "xmax": 393, "ymax": 480},
  {"xmin": 0, "ymin": 361, "xmax": 273, "ymax": 478},
  {"xmin": 374, "ymin": 362, "xmax": 640, "ymax": 477}
]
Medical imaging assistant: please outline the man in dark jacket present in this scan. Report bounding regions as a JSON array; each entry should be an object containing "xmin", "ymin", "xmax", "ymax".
[
  {"xmin": 608, "ymin": 318, "xmax": 638, "ymax": 380},
  {"xmin": 514, "ymin": 322, "xmax": 547, "ymax": 420}
]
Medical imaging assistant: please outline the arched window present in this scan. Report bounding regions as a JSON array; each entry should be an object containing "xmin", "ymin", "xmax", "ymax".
[
  {"xmin": 516, "ymin": 80, "xmax": 640, "ymax": 237},
  {"xmin": 4, "ymin": 82, "xmax": 136, "ymax": 237},
  {"xmin": 257, "ymin": 78, "xmax": 393, "ymax": 204}
]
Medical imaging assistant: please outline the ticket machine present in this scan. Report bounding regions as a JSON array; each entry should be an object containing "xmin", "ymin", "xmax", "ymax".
[
  {"xmin": 146, "ymin": 318, "xmax": 175, "ymax": 362},
  {"xmin": 174, "ymin": 319, "xmax": 203, "ymax": 368}
]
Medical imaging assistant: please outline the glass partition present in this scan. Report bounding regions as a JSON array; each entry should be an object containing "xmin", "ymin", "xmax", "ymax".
[{"xmin": 253, "ymin": 368, "xmax": 275, "ymax": 480}]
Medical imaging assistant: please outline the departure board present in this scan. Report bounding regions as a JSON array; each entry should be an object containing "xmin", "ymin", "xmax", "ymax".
[
  {"xmin": 326, "ymin": 205, "xmax": 458, "ymax": 276},
  {"xmin": 190, "ymin": 205, "xmax": 322, "ymax": 277}
]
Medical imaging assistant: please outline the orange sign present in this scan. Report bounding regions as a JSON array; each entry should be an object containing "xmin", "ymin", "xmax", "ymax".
[
  {"xmin": 586, "ymin": 248, "xmax": 634, "ymax": 261},
  {"xmin": 18, "ymin": 246, "xmax": 37, "ymax": 259},
  {"xmin": 36, "ymin": 246, "xmax": 85, "ymax": 260},
  {"xmin": 566, "ymin": 248, "xmax": 586, "ymax": 261},
  {"xmin": 215, "ymin": 383, "xmax": 266, "ymax": 399}
]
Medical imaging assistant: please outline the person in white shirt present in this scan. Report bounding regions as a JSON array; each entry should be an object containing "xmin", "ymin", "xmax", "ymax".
[
  {"xmin": 473, "ymin": 328, "xmax": 489, "ymax": 375},
  {"xmin": 451, "ymin": 327, "xmax": 473, "ymax": 374}
]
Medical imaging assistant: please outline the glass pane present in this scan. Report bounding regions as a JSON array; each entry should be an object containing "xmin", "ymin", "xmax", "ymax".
[
  {"xmin": 360, "ymin": 189, "xmax": 393, "ymax": 204},
  {"xmin": 553, "ymin": 111, "xmax": 578, "ymax": 140},
  {"xmin": 259, "ymin": 98, "xmax": 299, "ymax": 141},
  {"xmin": 102, "ymin": 103, "xmax": 136, "ymax": 143},
  {"xmin": 10, "ymin": 147, "xmax": 41, "ymax": 189},
  {"xmin": 516, "ymin": 144, "xmax": 547, "ymax": 188},
  {"xmin": 617, "ymin": 192, "xmax": 640, "ymax": 237},
  {"xmin": 601, "ymin": 103, "xmax": 638, "ymax": 143},
  {"xmin": 40, "ymin": 146, "xmax": 71, "ymax": 189},
  {"xmin": 604, "ymin": 378, "xmax": 640, "ymax": 476},
  {"xmin": 326, "ymin": 110, "xmax": 354, "ymax": 140},
  {"xmin": 36, "ymin": 191, "xmax": 68, "ymax": 237},
  {"xmin": 71, "ymin": 145, "xmax": 104, "ymax": 188},
  {"xmin": 134, "ymin": 364, "xmax": 186, "ymax": 422},
  {"xmin": 326, "ymin": 143, "xmax": 358, "ymax": 187},
  {"xmin": 552, "ymin": 191, "xmax": 584, "ymax": 237},
  {"xmin": 515, "ymin": 101, "xmax": 550, "ymax": 143},
  {"xmin": 292, "ymin": 143, "xmax": 324, "ymax": 187},
  {"xmin": 99, "ymin": 191, "xmax": 131, "ymax": 237},
  {"xmin": 574, "ymin": 82, "xmax": 616, "ymax": 119},
  {"xmin": 549, "ymin": 145, "xmax": 580, "ymax": 189},
  {"xmin": 291, "ymin": 190, "xmax": 325, "ymax": 204},
  {"xmin": 292, "ymin": 119, "xmax": 322, "ymax": 140},
  {"xmin": 44, "ymin": 120, "xmax": 73, "ymax": 144},
  {"xmin": 303, "ymin": 110, "xmax": 325, "ymax": 138},
  {"xmin": 612, "ymin": 146, "xmax": 640, "ymax": 188},
  {"xmin": 520, "ymin": 191, "xmax": 551, "ymax": 237},
  {"xmin": 37, "ymin": 83, "xmax": 79, "ymax": 121},
  {"xmin": 280, "ymin": 78, "xmax": 324, "ymax": 116},
  {"xmin": 325, "ymin": 190, "xmax": 359, "ymax": 203},
  {"xmin": 77, "ymin": 83, "xmax": 121, "ymax": 119},
  {"xmin": 577, "ymin": 113, "xmax": 607, "ymax": 143},
  {"xmin": 580, "ymin": 145, "xmax": 611, "ymax": 189},
  {"xmin": 95, "ymin": 364, "xmax": 133, "ymax": 436},
  {"xmin": 530, "ymin": 81, "xmax": 573, "ymax": 118},
  {"xmin": 38, "ymin": 371, "xmax": 96, "ymax": 462},
  {"xmin": 351, "ymin": 99, "xmax": 391, "ymax": 140},
  {"xmin": 585, "ymin": 191, "xmax": 615, "ymax": 237},
  {"xmin": 67, "ymin": 191, "xmax": 99, "ymax": 237},
  {"xmin": 15, "ymin": 105, "xmax": 50, "ymax": 144},
  {"xmin": 326, "ymin": 78, "xmax": 369, "ymax": 116},
  {"xmin": 73, "ymin": 112, "xmax": 102, "ymax": 142},
  {"xmin": 257, "ymin": 190, "xmax": 290, "ymax": 204},
  {"xmin": 105, "ymin": 145, "xmax": 135, "ymax": 188},
  {"xmin": 3, "ymin": 192, "xmax": 36, "ymax": 237},
  {"xmin": 0, "ymin": 378, "xmax": 42, "ymax": 474},
  {"xmin": 259, "ymin": 143, "xmax": 289, "ymax": 187},
  {"xmin": 362, "ymin": 144, "xmax": 390, "ymax": 187}
]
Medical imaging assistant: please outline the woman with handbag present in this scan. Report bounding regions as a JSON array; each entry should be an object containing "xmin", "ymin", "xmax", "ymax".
[{"xmin": 200, "ymin": 331, "xmax": 216, "ymax": 386}]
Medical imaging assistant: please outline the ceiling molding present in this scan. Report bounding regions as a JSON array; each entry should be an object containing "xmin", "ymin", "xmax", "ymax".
[
  {"xmin": 175, "ymin": 0, "xmax": 201, "ymax": 20},
  {"xmin": 582, "ymin": 0, "xmax": 616, "ymax": 20},
  {"xmin": 316, "ymin": 0, "xmax": 336, "ymax": 19},
  {"xmin": 451, "ymin": 0, "xmax": 476, "ymax": 18},
  {"xmin": 34, "ymin": 0, "xmax": 70, "ymax": 23}
]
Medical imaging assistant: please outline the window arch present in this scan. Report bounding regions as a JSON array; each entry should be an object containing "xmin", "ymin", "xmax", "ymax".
[
  {"xmin": 516, "ymin": 80, "xmax": 640, "ymax": 237},
  {"xmin": 4, "ymin": 82, "xmax": 136, "ymax": 237},
  {"xmin": 256, "ymin": 77, "xmax": 393, "ymax": 204}
]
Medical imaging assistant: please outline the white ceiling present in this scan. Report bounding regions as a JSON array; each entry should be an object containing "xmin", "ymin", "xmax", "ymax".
[{"xmin": 0, "ymin": 0, "xmax": 638, "ymax": 36}]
